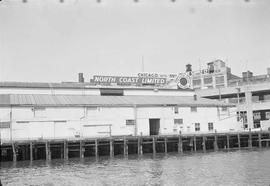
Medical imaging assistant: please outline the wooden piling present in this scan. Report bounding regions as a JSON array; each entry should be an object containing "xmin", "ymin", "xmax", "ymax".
[
  {"xmin": 45, "ymin": 141, "xmax": 51, "ymax": 161},
  {"xmin": 258, "ymin": 132, "xmax": 262, "ymax": 148},
  {"xmin": 64, "ymin": 141, "xmax": 68, "ymax": 160},
  {"xmin": 110, "ymin": 138, "xmax": 114, "ymax": 158},
  {"xmin": 237, "ymin": 133, "xmax": 241, "ymax": 149},
  {"xmin": 95, "ymin": 139, "xmax": 98, "ymax": 157},
  {"xmin": 123, "ymin": 136, "xmax": 128, "ymax": 156},
  {"xmin": 30, "ymin": 142, "xmax": 33, "ymax": 161},
  {"xmin": 226, "ymin": 135, "xmax": 230, "ymax": 149},
  {"xmin": 202, "ymin": 136, "xmax": 206, "ymax": 152},
  {"xmin": 12, "ymin": 143, "xmax": 17, "ymax": 162},
  {"xmin": 178, "ymin": 134, "xmax": 183, "ymax": 154},
  {"xmin": 152, "ymin": 137, "xmax": 156, "ymax": 155},
  {"xmin": 194, "ymin": 136, "xmax": 197, "ymax": 152},
  {"xmin": 80, "ymin": 140, "xmax": 84, "ymax": 158},
  {"xmin": 164, "ymin": 137, "xmax": 167, "ymax": 153},
  {"xmin": 138, "ymin": 137, "xmax": 142, "ymax": 155},
  {"xmin": 248, "ymin": 131, "xmax": 252, "ymax": 148},
  {"xmin": 214, "ymin": 134, "xmax": 218, "ymax": 151}
]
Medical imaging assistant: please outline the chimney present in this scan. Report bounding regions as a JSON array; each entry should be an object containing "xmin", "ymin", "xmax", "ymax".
[
  {"xmin": 242, "ymin": 71, "xmax": 253, "ymax": 82},
  {"xmin": 186, "ymin": 64, "xmax": 192, "ymax": 72},
  {"xmin": 193, "ymin": 94, "xmax": 197, "ymax": 101},
  {"xmin": 78, "ymin": 73, "xmax": 84, "ymax": 83}
]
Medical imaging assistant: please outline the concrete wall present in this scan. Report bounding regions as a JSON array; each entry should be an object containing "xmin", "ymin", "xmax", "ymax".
[{"xmin": 0, "ymin": 105, "xmax": 241, "ymax": 141}]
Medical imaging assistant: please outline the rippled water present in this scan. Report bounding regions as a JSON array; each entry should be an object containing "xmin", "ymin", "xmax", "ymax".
[{"xmin": 1, "ymin": 149, "xmax": 270, "ymax": 186}]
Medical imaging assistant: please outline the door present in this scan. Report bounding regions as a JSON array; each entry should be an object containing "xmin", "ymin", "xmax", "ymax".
[{"xmin": 149, "ymin": 119, "xmax": 160, "ymax": 135}]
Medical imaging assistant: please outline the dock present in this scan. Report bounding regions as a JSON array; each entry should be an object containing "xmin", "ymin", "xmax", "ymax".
[{"xmin": 1, "ymin": 130, "xmax": 270, "ymax": 162}]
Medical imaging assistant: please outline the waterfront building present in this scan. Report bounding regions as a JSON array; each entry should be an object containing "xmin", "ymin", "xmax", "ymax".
[
  {"xmin": 0, "ymin": 76, "xmax": 241, "ymax": 142},
  {"xmin": 195, "ymin": 62, "xmax": 270, "ymax": 130}
]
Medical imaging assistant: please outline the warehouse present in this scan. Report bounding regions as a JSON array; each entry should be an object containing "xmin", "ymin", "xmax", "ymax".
[{"xmin": 0, "ymin": 94, "xmax": 241, "ymax": 142}]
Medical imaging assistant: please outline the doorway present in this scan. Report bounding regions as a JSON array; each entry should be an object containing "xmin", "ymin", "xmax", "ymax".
[{"xmin": 149, "ymin": 119, "xmax": 160, "ymax": 136}]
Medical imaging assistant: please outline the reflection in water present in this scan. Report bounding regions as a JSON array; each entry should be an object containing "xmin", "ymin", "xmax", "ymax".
[{"xmin": 1, "ymin": 149, "xmax": 270, "ymax": 186}]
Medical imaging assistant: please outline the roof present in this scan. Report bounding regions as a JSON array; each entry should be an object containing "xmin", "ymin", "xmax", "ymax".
[
  {"xmin": 0, "ymin": 81, "xmax": 192, "ymax": 91},
  {"xmin": 0, "ymin": 94, "xmax": 235, "ymax": 107}
]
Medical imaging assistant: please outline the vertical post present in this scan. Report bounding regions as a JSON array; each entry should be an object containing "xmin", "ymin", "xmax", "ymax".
[
  {"xmin": 152, "ymin": 137, "xmax": 156, "ymax": 155},
  {"xmin": 194, "ymin": 136, "xmax": 197, "ymax": 152},
  {"xmin": 226, "ymin": 135, "xmax": 230, "ymax": 149},
  {"xmin": 80, "ymin": 140, "xmax": 84, "ymax": 158},
  {"xmin": 138, "ymin": 136, "xmax": 143, "ymax": 155},
  {"xmin": 12, "ymin": 143, "xmax": 17, "ymax": 162},
  {"xmin": 248, "ymin": 129, "xmax": 252, "ymax": 148},
  {"xmin": 45, "ymin": 141, "xmax": 51, "ymax": 161},
  {"xmin": 258, "ymin": 132, "xmax": 262, "ymax": 148},
  {"xmin": 164, "ymin": 137, "xmax": 167, "ymax": 154},
  {"xmin": 214, "ymin": 133, "xmax": 218, "ymax": 151},
  {"xmin": 64, "ymin": 141, "xmax": 68, "ymax": 160},
  {"xmin": 30, "ymin": 142, "xmax": 33, "ymax": 160},
  {"xmin": 237, "ymin": 133, "xmax": 241, "ymax": 149},
  {"xmin": 178, "ymin": 133, "xmax": 183, "ymax": 154},
  {"xmin": 202, "ymin": 136, "xmax": 206, "ymax": 152},
  {"xmin": 245, "ymin": 89, "xmax": 254, "ymax": 130},
  {"xmin": 134, "ymin": 105, "xmax": 138, "ymax": 136},
  {"xmin": 123, "ymin": 136, "xmax": 128, "ymax": 156},
  {"xmin": 110, "ymin": 138, "xmax": 114, "ymax": 158},
  {"xmin": 95, "ymin": 139, "xmax": 98, "ymax": 158}
]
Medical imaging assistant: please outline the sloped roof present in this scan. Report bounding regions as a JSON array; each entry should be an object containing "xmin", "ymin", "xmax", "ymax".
[{"xmin": 0, "ymin": 94, "xmax": 234, "ymax": 107}]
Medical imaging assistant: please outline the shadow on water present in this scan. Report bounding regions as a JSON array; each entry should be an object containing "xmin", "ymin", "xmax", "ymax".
[{"xmin": 1, "ymin": 149, "xmax": 270, "ymax": 186}]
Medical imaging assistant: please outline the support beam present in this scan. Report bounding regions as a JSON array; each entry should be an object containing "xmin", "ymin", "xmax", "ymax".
[
  {"xmin": 226, "ymin": 135, "xmax": 230, "ymax": 149},
  {"xmin": 123, "ymin": 136, "xmax": 128, "ymax": 156},
  {"xmin": 248, "ymin": 130, "xmax": 252, "ymax": 148},
  {"xmin": 178, "ymin": 134, "xmax": 183, "ymax": 154},
  {"xmin": 202, "ymin": 136, "xmax": 206, "ymax": 152},
  {"xmin": 64, "ymin": 141, "xmax": 68, "ymax": 160},
  {"xmin": 214, "ymin": 134, "xmax": 218, "ymax": 151},
  {"xmin": 80, "ymin": 140, "xmax": 84, "ymax": 158},
  {"xmin": 237, "ymin": 133, "xmax": 241, "ymax": 149},
  {"xmin": 12, "ymin": 143, "xmax": 17, "ymax": 162},
  {"xmin": 45, "ymin": 141, "xmax": 51, "ymax": 161},
  {"xmin": 194, "ymin": 136, "xmax": 197, "ymax": 152},
  {"xmin": 258, "ymin": 132, "xmax": 262, "ymax": 148},
  {"xmin": 95, "ymin": 139, "xmax": 98, "ymax": 158},
  {"xmin": 152, "ymin": 137, "xmax": 156, "ymax": 155},
  {"xmin": 138, "ymin": 137, "xmax": 142, "ymax": 155},
  {"xmin": 110, "ymin": 138, "xmax": 114, "ymax": 158},
  {"xmin": 164, "ymin": 137, "xmax": 167, "ymax": 154},
  {"xmin": 245, "ymin": 89, "xmax": 254, "ymax": 130},
  {"xmin": 30, "ymin": 142, "xmax": 33, "ymax": 161}
]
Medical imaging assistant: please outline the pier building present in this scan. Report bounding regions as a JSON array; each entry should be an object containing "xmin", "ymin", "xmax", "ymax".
[{"xmin": 195, "ymin": 62, "xmax": 270, "ymax": 130}]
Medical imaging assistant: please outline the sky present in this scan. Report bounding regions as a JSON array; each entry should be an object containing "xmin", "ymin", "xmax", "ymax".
[{"xmin": 0, "ymin": 0, "xmax": 270, "ymax": 82}]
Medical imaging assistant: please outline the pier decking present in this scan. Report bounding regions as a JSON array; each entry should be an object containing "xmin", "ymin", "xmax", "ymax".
[{"xmin": 1, "ymin": 131, "xmax": 270, "ymax": 162}]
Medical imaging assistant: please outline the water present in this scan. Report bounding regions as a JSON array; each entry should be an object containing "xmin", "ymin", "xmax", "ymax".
[{"xmin": 1, "ymin": 149, "xmax": 270, "ymax": 186}]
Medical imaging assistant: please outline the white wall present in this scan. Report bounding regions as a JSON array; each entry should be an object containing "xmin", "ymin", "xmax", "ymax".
[{"xmin": 0, "ymin": 105, "xmax": 242, "ymax": 141}]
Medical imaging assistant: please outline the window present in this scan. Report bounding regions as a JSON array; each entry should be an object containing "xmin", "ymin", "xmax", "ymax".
[
  {"xmin": 0, "ymin": 121, "xmax": 10, "ymax": 128},
  {"xmin": 208, "ymin": 122, "xmax": 214, "ymax": 131},
  {"xmin": 126, "ymin": 120, "xmax": 135, "ymax": 126},
  {"xmin": 33, "ymin": 107, "xmax": 46, "ymax": 118},
  {"xmin": 193, "ymin": 79, "xmax": 201, "ymax": 86},
  {"xmin": 174, "ymin": 106, "xmax": 179, "ymax": 114},
  {"xmin": 174, "ymin": 119, "xmax": 183, "ymax": 125},
  {"xmin": 253, "ymin": 112, "xmax": 261, "ymax": 120},
  {"xmin": 266, "ymin": 112, "xmax": 270, "ymax": 120},
  {"xmin": 203, "ymin": 77, "xmax": 213, "ymax": 84},
  {"xmin": 191, "ymin": 107, "xmax": 197, "ymax": 112},
  {"xmin": 215, "ymin": 76, "xmax": 225, "ymax": 84},
  {"xmin": 195, "ymin": 123, "xmax": 200, "ymax": 131}
]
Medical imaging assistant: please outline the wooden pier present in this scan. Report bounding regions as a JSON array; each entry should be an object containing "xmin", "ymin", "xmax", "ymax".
[{"xmin": 1, "ymin": 130, "xmax": 270, "ymax": 162}]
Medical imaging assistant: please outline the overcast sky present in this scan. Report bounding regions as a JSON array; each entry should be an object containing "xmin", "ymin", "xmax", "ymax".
[{"xmin": 0, "ymin": 0, "xmax": 270, "ymax": 82}]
